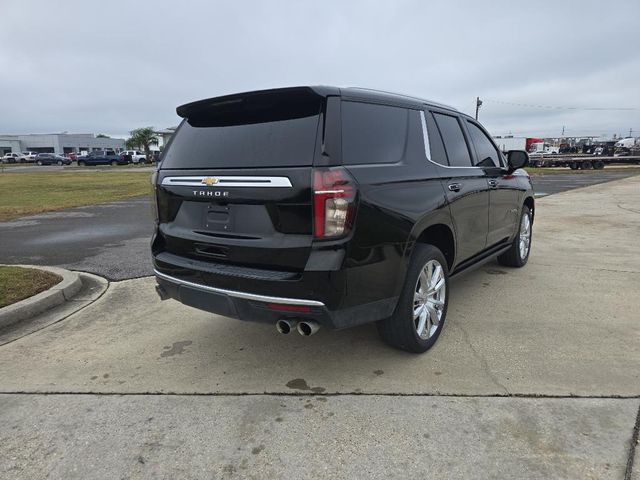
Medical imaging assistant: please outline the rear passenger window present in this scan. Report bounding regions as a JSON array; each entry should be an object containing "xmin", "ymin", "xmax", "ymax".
[
  {"xmin": 432, "ymin": 113, "xmax": 472, "ymax": 167},
  {"xmin": 342, "ymin": 102, "xmax": 409, "ymax": 164},
  {"xmin": 424, "ymin": 111, "xmax": 448, "ymax": 166},
  {"xmin": 466, "ymin": 121, "xmax": 502, "ymax": 167}
]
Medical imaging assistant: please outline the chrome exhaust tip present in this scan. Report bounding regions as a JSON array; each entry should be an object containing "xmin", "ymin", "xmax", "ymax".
[
  {"xmin": 276, "ymin": 319, "xmax": 297, "ymax": 335},
  {"xmin": 296, "ymin": 320, "xmax": 321, "ymax": 336}
]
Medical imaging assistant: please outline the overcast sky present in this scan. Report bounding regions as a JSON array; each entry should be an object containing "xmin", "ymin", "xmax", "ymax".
[{"xmin": 1, "ymin": 0, "xmax": 639, "ymax": 139}]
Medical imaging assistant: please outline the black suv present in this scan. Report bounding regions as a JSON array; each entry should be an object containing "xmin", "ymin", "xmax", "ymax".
[{"xmin": 152, "ymin": 87, "xmax": 533, "ymax": 353}]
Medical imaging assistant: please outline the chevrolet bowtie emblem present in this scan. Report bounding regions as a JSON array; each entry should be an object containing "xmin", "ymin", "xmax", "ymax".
[{"xmin": 201, "ymin": 177, "xmax": 219, "ymax": 186}]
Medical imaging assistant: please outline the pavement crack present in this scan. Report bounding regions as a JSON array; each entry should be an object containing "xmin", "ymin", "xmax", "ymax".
[
  {"xmin": 0, "ymin": 391, "xmax": 639, "ymax": 399},
  {"xmin": 616, "ymin": 203, "xmax": 640, "ymax": 216},
  {"xmin": 448, "ymin": 323, "xmax": 510, "ymax": 395},
  {"xmin": 625, "ymin": 402, "xmax": 640, "ymax": 480}
]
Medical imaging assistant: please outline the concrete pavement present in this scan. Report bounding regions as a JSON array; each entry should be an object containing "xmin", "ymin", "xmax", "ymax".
[{"xmin": 0, "ymin": 176, "xmax": 639, "ymax": 478}]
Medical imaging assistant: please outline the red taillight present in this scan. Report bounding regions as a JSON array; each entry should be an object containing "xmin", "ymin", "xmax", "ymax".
[{"xmin": 313, "ymin": 167, "xmax": 356, "ymax": 239}]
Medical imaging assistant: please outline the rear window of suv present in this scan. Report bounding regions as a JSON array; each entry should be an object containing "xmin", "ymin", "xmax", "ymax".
[
  {"xmin": 161, "ymin": 92, "xmax": 322, "ymax": 169},
  {"xmin": 341, "ymin": 101, "xmax": 409, "ymax": 165}
]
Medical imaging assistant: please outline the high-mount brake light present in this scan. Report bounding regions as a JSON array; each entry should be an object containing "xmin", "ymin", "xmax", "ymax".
[{"xmin": 313, "ymin": 167, "xmax": 356, "ymax": 238}]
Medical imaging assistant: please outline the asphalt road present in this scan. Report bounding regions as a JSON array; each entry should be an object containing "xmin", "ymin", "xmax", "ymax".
[
  {"xmin": 1, "ymin": 169, "xmax": 639, "ymax": 281},
  {"xmin": 530, "ymin": 168, "xmax": 640, "ymax": 196},
  {"xmin": 0, "ymin": 196, "xmax": 154, "ymax": 280}
]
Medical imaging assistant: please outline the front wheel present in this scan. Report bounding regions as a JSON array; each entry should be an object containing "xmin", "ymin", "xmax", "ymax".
[
  {"xmin": 377, "ymin": 244, "xmax": 449, "ymax": 353},
  {"xmin": 498, "ymin": 206, "xmax": 532, "ymax": 267}
]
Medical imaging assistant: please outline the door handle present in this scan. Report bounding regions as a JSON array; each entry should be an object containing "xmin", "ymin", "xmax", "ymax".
[
  {"xmin": 448, "ymin": 183, "xmax": 462, "ymax": 192},
  {"xmin": 488, "ymin": 179, "xmax": 498, "ymax": 189}
]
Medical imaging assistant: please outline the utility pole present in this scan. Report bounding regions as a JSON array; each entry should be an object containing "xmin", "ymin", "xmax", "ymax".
[
  {"xmin": 629, "ymin": 128, "xmax": 633, "ymax": 138},
  {"xmin": 561, "ymin": 125, "xmax": 565, "ymax": 136},
  {"xmin": 475, "ymin": 97, "xmax": 482, "ymax": 120}
]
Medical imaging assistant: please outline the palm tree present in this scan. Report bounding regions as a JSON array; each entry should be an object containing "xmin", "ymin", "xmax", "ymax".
[{"xmin": 126, "ymin": 127, "xmax": 159, "ymax": 159}]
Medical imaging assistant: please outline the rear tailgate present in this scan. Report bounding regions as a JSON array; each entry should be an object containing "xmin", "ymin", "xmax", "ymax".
[
  {"xmin": 156, "ymin": 167, "xmax": 313, "ymax": 271},
  {"xmin": 154, "ymin": 88, "xmax": 324, "ymax": 273}
]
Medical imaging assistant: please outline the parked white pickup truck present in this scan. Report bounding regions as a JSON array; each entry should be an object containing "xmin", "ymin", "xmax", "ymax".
[{"xmin": 120, "ymin": 150, "xmax": 148, "ymax": 164}]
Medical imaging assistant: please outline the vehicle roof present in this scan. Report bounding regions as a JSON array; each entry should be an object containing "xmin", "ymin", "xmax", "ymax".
[{"xmin": 176, "ymin": 86, "xmax": 458, "ymax": 117}]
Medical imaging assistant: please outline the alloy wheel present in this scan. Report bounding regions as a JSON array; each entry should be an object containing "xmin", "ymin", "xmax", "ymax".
[
  {"xmin": 413, "ymin": 259, "xmax": 446, "ymax": 340},
  {"xmin": 519, "ymin": 213, "xmax": 531, "ymax": 260}
]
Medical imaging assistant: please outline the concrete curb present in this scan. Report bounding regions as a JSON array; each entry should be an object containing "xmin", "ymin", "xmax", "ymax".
[{"xmin": 0, "ymin": 265, "xmax": 82, "ymax": 329}]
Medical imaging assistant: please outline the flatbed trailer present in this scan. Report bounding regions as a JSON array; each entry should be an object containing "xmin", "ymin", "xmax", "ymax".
[{"xmin": 528, "ymin": 154, "xmax": 640, "ymax": 170}]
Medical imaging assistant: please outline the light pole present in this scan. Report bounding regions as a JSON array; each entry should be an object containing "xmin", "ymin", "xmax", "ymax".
[{"xmin": 475, "ymin": 97, "xmax": 482, "ymax": 120}]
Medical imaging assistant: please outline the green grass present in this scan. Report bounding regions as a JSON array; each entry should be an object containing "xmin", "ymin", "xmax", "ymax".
[
  {"xmin": 0, "ymin": 266, "xmax": 62, "ymax": 308},
  {"xmin": 0, "ymin": 171, "xmax": 152, "ymax": 222}
]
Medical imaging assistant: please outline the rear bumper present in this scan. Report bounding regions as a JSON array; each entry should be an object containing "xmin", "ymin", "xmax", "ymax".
[{"xmin": 153, "ymin": 258, "xmax": 397, "ymax": 330}]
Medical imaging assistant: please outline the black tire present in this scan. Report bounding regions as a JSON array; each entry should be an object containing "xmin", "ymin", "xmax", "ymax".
[
  {"xmin": 580, "ymin": 161, "xmax": 592, "ymax": 170},
  {"xmin": 377, "ymin": 244, "xmax": 449, "ymax": 353},
  {"xmin": 569, "ymin": 162, "xmax": 579, "ymax": 170},
  {"xmin": 37, "ymin": 160, "xmax": 42, "ymax": 166},
  {"xmin": 593, "ymin": 160, "xmax": 605, "ymax": 170},
  {"xmin": 78, "ymin": 160, "xmax": 86, "ymax": 166},
  {"xmin": 57, "ymin": 160, "xmax": 63, "ymax": 166},
  {"xmin": 498, "ymin": 205, "xmax": 532, "ymax": 268}
]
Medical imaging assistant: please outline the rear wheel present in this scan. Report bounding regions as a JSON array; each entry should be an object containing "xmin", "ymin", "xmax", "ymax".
[
  {"xmin": 580, "ymin": 161, "xmax": 592, "ymax": 170},
  {"xmin": 57, "ymin": 160, "xmax": 63, "ymax": 166},
  {"xmin": 569, "ymin": 162, "xmax": 579, "ymax": 170},
  {"xmin": 593, "ymin": 160, "xmax": 605, "ymax": 170},
  {"xmin": 498, "ymin": 206, "xmax": 532, "ymax": 267},
  {"xmin": 37, "ymin": 160, "xmax": 42, "ymax": 166},
  {"xmin": 377, "ymin": 244, "xmax": 449, "ymax": 353}
]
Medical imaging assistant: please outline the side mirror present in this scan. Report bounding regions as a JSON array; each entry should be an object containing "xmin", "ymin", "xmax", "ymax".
[{"xmin": 507, "ymin": 150, "xmax": 529, "ymax": 173}]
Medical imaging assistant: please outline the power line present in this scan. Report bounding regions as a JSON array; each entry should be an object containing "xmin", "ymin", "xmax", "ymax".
[{"xmin": 484, "ymin": 98, "xmax": 640, "ymax": 111}]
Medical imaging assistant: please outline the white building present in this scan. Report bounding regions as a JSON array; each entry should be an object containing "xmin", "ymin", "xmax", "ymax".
[{"xmin": 0, "ymin": 133, "xmax": 125, "ymax": 156}]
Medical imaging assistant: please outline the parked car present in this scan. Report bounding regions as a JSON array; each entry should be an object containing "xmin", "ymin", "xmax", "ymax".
[
  {"xmin": 120, "ymin": 150, "xmax": 147, "ymax": 164},
  {"xmin": 18, "ymin": 151, "xmax": 38, "ymax": 162},
  {"xmin": 77, "ymin": 150, "xmax": 127, "ymax": 166},
  {"xmin": 152, "ymin": 86, "xmax": 534, "ymax": 353},
  {"xmin": 1, "ymin": 152, "xmax": 20, "ymax": 163},
  {"xmin": 35, "ymin": 153, "xmax": 72, "ymax": 166}
]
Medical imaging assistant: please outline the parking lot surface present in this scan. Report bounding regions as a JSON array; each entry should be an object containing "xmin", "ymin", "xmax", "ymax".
[
  {"xmin": 0, "ymin": 176, "xmax": 639, "ymax": 478},
  {"xmin": 530, "ymin": 168, "xmax": 640, "ymax": 196},
  {"xmin": 0, "ymin": 196, "xmax": 153, "ymax": 280}
]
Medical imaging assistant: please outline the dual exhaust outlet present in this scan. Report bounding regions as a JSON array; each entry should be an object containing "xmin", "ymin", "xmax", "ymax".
[{"xmin": 276, "ymin": 319, "xmax": 320, "ymax": 337}]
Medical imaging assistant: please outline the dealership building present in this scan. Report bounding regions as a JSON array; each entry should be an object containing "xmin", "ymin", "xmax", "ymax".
[{"xmin": 0, "ymin": 133, "xmax": 125, "ymax": 156}]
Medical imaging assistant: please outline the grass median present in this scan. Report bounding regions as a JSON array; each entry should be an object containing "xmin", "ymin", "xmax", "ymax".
[
  {"xmin": 0, "ymin": 266, "xmax": 62, "ymax": 308},
  {"xmin": 0, "ymin": 171, "xmax": 152, "ymax": 222}
]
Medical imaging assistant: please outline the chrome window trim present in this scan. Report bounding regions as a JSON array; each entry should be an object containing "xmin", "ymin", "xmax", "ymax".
[
  {"xmin": 154, "ymin": 269, "xmax": 325, "ymax": 307},
  {"xmin": 419, "ymin": 111, "xmax": 432, "ymax": 162},
  {"xmin": 161, "ymin": 176, "xmax": 293, "ymax": 188},
  {"xmin": 420, "ymin": 110, "xmax": 484, "ymax": 170}
]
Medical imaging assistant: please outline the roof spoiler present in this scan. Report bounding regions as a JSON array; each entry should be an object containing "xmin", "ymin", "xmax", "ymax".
[{"xmin": 176, "ymin": 86, "xmax": 327, "ymax": 118}]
